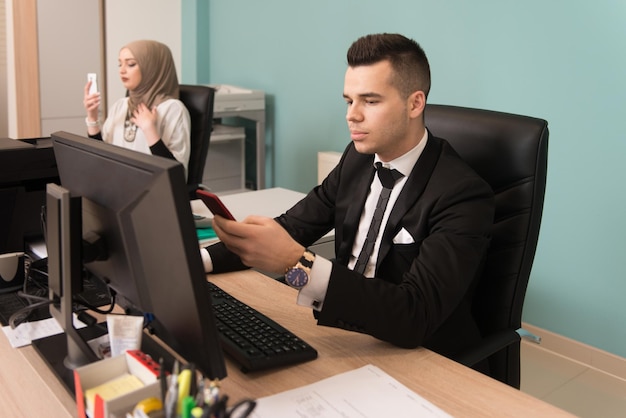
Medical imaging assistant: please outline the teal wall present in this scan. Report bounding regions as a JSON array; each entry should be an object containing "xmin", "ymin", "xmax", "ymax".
[{"xmin": 182, "ymin": 1, "xmax": 626, "ymax": 358}]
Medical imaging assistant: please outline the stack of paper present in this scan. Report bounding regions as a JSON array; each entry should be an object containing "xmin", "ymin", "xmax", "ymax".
[{"xmin": 251, "ymin": 364, "xmax": 452, "ymax": 418}]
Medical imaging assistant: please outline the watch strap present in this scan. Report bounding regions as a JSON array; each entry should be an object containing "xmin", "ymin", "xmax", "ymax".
[{"xmin": 297, "ymin": 249, "xmax": 315, "ymax": 271}]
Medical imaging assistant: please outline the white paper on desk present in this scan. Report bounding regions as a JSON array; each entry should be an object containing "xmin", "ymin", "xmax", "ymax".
[
  {"xmin": 249, "ymin": 364, "xmax": 452, "ymax": 418},
  {"xmin": 2, "ymin": 314, "xmax": 87, "ymax": 348}
]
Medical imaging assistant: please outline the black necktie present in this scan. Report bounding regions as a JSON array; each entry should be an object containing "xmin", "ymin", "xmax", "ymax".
[{"xmin": 353, "ymin": 163, "xmax": 403, "ymax": 274}]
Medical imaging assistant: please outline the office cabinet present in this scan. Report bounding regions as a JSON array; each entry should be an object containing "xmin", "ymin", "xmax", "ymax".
[
  {"xmin": 202, "ymin": 124, "xmax": 246, "ymax": 193},
  {"xmin": 211, "ymin": 85, "xmax": 266, "ymax": 190}
]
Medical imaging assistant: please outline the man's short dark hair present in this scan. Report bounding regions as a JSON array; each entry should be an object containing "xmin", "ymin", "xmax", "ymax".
[{"xmin": 347, "ymin": 33, "xmax": 431, "ymax": 99}]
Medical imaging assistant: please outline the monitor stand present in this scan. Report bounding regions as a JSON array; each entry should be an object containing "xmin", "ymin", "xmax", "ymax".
[{"xmin": 32, "ymin": 325, "xmax": 107, "ymax": 396}]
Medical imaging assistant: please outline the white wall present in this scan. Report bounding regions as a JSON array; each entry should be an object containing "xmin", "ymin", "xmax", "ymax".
[
  {"xmin": 37, "ymin": 0, "xmax": 101, "ymax": 137},
  {"xmin": 104, "ymin": 0, "xmax": 181, "ymax": 109}
]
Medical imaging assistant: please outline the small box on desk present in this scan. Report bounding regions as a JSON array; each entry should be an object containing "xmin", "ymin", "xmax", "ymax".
[{"xmin": 74, "ymin": 350, "xmax": 163, "ymax": 418}]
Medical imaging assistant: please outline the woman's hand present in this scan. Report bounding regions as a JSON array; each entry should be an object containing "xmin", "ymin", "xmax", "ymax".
[
  {"xmin": 131, "ymin": 103, "xmax": 160, "ymax": 146},
  {"xmin": 83, "ymin": 81, "xmax": 100, "ymax": 128}
]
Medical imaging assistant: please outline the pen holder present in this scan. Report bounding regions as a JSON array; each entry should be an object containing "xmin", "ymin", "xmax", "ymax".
[{"xmin": 74, "ymin": 350, "xmax": 163, "ymax": 418}]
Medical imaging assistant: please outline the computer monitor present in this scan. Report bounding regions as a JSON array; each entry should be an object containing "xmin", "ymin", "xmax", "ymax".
[
  {"xmin": 42, "ymin": 131, "xmax": 226, "ymax": 382},
  {"xmin": 0, "ymin": 137, "xmax": 59, "ymax": 291}
]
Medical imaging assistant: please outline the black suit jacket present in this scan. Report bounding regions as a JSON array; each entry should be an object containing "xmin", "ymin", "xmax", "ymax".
[{"xmin": 210, "ymin": 132, "xmax": 495, "ymax": 360}]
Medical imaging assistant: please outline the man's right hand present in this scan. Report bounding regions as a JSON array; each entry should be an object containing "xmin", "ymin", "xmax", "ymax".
[{"xmin": 212, "ymin": 215, "xmax": 304, "ymax": 274}]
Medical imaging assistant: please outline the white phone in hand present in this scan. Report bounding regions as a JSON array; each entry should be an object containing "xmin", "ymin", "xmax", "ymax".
[{"xmin": 87, "ymin": 73, "xmax": 98, "ymax": 94}]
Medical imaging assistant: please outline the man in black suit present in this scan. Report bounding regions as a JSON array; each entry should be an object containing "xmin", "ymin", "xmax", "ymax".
[{"xmin": 203, "ymin": 33, "xmax": 494, "ymax": 363}]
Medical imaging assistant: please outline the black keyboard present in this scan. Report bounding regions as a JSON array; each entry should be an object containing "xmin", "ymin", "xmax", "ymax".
[
  {"xmin": 0, "ymin": 273, "xmax": 112, "ymax": 327},
  {"xmin": 0, "ymin": 290, "xmax": 51, "ymax": 326},
  {"xmin": 208, "ymin": 281, "xmax": 317, "ymax": 372}
]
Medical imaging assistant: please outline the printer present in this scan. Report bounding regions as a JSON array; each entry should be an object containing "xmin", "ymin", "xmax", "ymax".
[{"xmin": 209, "ymin": 84, "xmax": 265, "ymax": 113}]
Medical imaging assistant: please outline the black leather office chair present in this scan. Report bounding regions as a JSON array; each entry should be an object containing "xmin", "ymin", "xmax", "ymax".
[
  {"xmin": 178, "ymin": 84, "xmax": 215, "ymax": 198},
  {"xmin": 424, "ymin": 104, "xmax": 549, "ymax": 389}
]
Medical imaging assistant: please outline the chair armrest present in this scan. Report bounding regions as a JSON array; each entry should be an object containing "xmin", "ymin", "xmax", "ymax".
[
  {"xmin": 188, "ymin": 183, "xmax": 212, "ymax": 200},
  {"xmin": 455, "ymin": 327, "xmax": 542, "ymax": 368},
  {"xmin": 455, "ymin": 329, "xmax": 521, "ymax": 368}
]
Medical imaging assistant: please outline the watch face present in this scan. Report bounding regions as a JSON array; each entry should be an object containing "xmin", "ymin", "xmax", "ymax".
[{"xmin": 286, "ymin": 268, "xmax": 309, "ymax": 288}]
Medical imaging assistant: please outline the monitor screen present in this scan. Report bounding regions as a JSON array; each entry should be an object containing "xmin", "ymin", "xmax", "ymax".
[
  {"xmin": 50, "ymin": 131, "xmax": 226, "ymax": 379},
  {"xmin": 0, "ymin": 137, "xmax": 59, "ymax": 291}
]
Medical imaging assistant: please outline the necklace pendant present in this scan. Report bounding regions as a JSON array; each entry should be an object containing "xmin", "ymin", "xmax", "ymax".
[{"xmin": 124, "ymin": 120, "xmax": 137, "ymax": 142}]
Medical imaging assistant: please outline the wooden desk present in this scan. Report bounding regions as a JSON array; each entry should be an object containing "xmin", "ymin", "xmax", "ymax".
[{"xmin": 0, "ymin": 270, "xmax": 573, "ymax": 417}]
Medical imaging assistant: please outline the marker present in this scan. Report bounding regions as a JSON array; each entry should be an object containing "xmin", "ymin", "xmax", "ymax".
[
  {"xmin": 181, "ymin": 395, "xmax": 197, "ymax": 418},
  {"xmin": 177, "ymin": 368, "xmax": 192, "ymax": 415}
]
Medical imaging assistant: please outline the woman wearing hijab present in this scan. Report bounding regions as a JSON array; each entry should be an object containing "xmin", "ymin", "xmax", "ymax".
[{"xmin": 83, "ymin": 40, "xmax": 191, "ymax": 176}]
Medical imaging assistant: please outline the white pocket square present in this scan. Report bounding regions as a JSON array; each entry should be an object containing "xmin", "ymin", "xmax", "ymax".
[{"xmin": 393, "ymin": 227, "xmax": 415, "ymax": 244}]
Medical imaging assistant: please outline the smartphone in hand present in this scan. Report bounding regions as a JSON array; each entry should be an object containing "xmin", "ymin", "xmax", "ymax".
[
  {"xmin": 196, "ymin": 190, "xmax": 236, "ymax": 220},
  {"xmin": 87, "ymin": 73, "xmax": 98, "ymax": 94}
]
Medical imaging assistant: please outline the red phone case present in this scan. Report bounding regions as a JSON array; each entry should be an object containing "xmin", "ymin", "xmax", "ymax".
[{"xmin": 196, "ymin": 190, "xmax": 236, "ymax": 220}]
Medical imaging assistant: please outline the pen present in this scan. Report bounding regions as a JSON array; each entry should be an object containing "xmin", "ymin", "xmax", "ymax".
[
  {"xmin": 159, "ymin": 357, "xmax": 167, "ymax": 405},
  {"xmin": 204, "ymin": 379, "xmax": 220, "ymax": 407},
  {"xmin": 165, "ymin": 360, "xmax": 179, "ymax": 418},
  {"xmin": 189, "ymin": 363, "xmax": 197, "ymax": 398},
  {"xmin": 195, "ymin": 377, "xmax": 205, "ymax": 407},
  {"xmin": 165, "ymin": 378, "xmax": 178, "ymax": 418}
]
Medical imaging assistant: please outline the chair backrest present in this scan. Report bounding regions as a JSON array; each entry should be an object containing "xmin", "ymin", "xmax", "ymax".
[
  {"xmin": 178, "ymin": 84, "xmax": 215, "ymax": 194},
  {"xmin": 424, "ymin": 104, "xmax": 549, "ymax": 384}
]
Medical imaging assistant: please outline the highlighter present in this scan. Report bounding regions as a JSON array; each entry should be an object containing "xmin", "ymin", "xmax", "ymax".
[{"xmin": 177, "ymin": 368, "xmax": 192, "ymax": 415}]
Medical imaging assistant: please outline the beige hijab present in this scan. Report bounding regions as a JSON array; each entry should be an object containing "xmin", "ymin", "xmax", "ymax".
[{"xmin": 123, "ymin": 40, "xmax": 179, "ymax": 115}]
